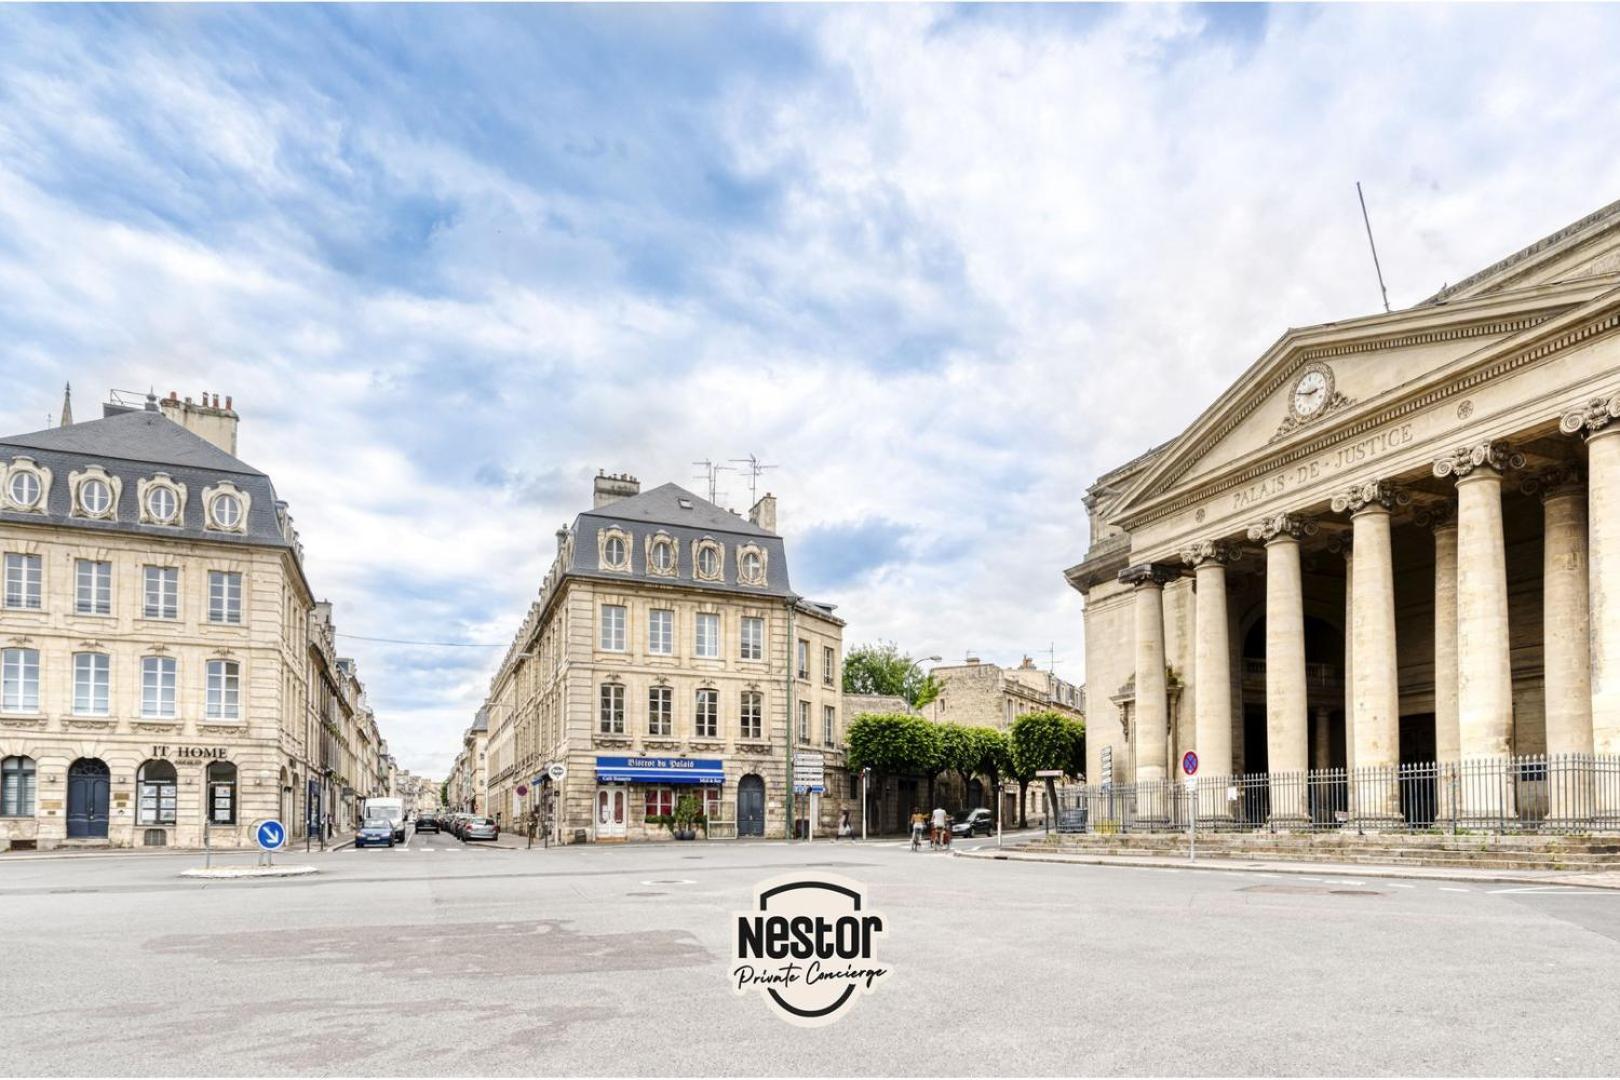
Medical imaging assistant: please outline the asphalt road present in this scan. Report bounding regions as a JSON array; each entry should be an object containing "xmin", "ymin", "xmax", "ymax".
[{"xmin": 3, "ymin": 830, "xmax": 1618, "ymax": 1076}]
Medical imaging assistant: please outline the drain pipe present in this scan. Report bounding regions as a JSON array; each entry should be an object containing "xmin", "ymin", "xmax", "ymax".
[{"xmin": 785, "ymin": 599, "xmax": 796, "ymax": 841}]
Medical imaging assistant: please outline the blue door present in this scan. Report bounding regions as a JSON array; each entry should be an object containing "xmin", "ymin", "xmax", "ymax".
[
  {"xmin": 738, "ymin": 775, "xmax": 765, "ymax": 837},
  {"xmin": 67, "ymin": 758, "xmax": 110, "ymax": 839}
]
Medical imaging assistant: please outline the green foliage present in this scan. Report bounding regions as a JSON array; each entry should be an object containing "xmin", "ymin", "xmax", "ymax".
[
  {"xmin": 841, "ymin": 641, "xmax": 938, "ymax": 706},
  {"xmin": 1009, "ymin": 710, "xmax": 1086, "ymax": 779},
  {"xmin": 845, "ymin": 712, "xmax": 944, "ymax": 775}
]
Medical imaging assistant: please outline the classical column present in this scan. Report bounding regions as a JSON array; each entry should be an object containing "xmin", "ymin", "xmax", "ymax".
[
  {"xmin": 1532, "ymin": 465, "xmax": 1593, "ymax": 760},
  {"xmin": 1419, "ymin": 503, "xmax": 1461, "ymax": 769},
  {"xmin": 1562, "ymin": 396, "xmax": 1620, "ymax": 776},
  {"xmin": 1312, "ymin": 706, "xmax": 1332, "ymax": 769},
  {"xmin": 1331, "ymin": 534, "xmax": 1355, "ymax": 774},
  {"xmin": 1435, "ymin": 441, "xmax": 1524, "ymax": 821},
  {"xmin": 1332, "ymin": 481, "xmax": 1406, "ymax": 823},
  {"xmin": 1181, "ymin": 540, "xmax": 1239, "ymax": 781},
  {"xmin": 1246, "ymin": 512, "xmax": 1315, "ymax": 824},
  {"xmin": 1119, "ymin": 563, "xmax": 1178, "ymax": 820}
]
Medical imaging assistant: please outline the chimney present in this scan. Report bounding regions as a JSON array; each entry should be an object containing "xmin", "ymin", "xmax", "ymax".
[
  {"xmin": 158, "ymin": 390, "xmax": 240, "ymax": 455},
  {"xmin": 593, "ymin": 470, "xmax": 640, "ymax": 509},
  {"xmin": 748, "ymin": 492, "xmax": 777, "ymax": 533}
]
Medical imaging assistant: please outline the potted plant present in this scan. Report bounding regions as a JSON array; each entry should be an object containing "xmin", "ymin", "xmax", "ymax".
[{"xmin": 672, "ymin": 793, "xmax": 706, "ymax": 841}]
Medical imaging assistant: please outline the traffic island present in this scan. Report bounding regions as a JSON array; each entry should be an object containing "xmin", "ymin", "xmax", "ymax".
[{"xmin": 179, "ymin": 864, "xmax": 320, "ymax": 880}]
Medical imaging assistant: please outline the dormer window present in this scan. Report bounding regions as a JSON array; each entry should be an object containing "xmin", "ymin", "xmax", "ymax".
[
  {"xmin": 647, "ymin": 533, "xmax": 677, "ymax": 577},
  {"xmin": 605, "ymin": 536, "xmax": 626, "ymax": 567},
  {"xmin": 737, "ymin": 545, "xmax": 767, "ymax": 586},
  {"xmin": 81, "ymin": 479, "xmax": 111, "ymax": 515},
  {"xmin": 598, "ymin": 527, "xmax": 632, "ymax": 572},
  {"xmin": 146, "ymin": 486, "xmax": 178, "ymax": 524},
  {"xmin": 212, "ymin": 493, "xmax": 242, "ymax": 529},
  {"xmin": 694, "ymin": 539, "xmax": 723, "ymax": 582},
  {"xmin": 2, "ymin": 459, "xmax": 49, "ymax": 513},
  {"xmin": 7, "ymin": 471, "xmax": 40, "ymax": 510},
  {"xmin": 70, "ymin": 466, "xmax": 121, "ymax": 521}
]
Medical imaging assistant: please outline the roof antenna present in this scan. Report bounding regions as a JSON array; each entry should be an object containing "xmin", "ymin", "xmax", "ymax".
[
  {"xmin": 691, "ymin": 459, "xmax": 730, "ymax": 504},
  {"xmin": 1356, "ymin": 181, "xmax": 1391, "ymax": 313},
  {"xmin": 729, "ymin": 453, "xmax": 778, "ymax": 506}
]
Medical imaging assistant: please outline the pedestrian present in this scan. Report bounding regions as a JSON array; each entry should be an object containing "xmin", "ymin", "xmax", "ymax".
[
  {"xmin": 931, "ymin": 804, "xmax": 948, "ymax": 848},
  {"xmin": 837, "ymin": 808, "xmax": 852, "ymax": 841}
]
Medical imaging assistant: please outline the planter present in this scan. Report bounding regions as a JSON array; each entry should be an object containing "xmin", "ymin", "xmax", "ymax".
[{"xmin": 675, "ymin": 828, "xmax": 697, "ymax": 841}]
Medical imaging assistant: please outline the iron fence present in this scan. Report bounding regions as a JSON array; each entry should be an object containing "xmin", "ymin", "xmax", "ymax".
[{"xmin": 1059, "ymin": 754, "xmax": 1620, "ymax": 835}]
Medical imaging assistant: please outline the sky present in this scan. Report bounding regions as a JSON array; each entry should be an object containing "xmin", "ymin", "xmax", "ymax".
[{"xmin": 3, "ymin": 3, "xmax": 1620, "ymax": 778}]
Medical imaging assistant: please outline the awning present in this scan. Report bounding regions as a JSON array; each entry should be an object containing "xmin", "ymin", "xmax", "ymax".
[{"xmin": 595, "ymin": 756, "xmax": 724, "ymax": 786}]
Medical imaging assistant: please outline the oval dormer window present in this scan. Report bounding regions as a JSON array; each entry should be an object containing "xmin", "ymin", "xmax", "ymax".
[
  {"xmin": 146, "ymin": 486, "xmax": 178, "ymax": 524},
  {"xmin": 80, "ymin": 478, "xmax": 111, "ymax": 516},
  {"xmin": 740, "ymin": 550, "xmax": 762, "ymax": 583},
  {"xmin": 7, "ymin": 471, "xmax": 41, "ymax": 510},
  {"xmin": 697, "ymin": 545, "xmax": 718, "ymax": 578},
  {"xmin": 651, "ymin": 540, "xmax": 674, "ymax": 572},
  {"xmin": 212, "ymin": 493, "xmax": 243, "ymax": 530},
  {"xmin": 604, "ymin": 536, "xmax": 627, "ymax": 569}
]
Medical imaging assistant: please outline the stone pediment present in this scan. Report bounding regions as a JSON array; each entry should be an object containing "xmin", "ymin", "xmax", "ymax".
[{"xmin": 1424, "ymin": 197, "xmax": 1620, "ymax": 305}]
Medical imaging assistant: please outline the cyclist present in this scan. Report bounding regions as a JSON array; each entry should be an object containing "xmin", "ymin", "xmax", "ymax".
[
  {"xmin": 931, "ymin": 805, "xmax": 948, "ymax": 849},
  {"xmin": 909, "ymin": 808, "xmax": 927, "ymax": 851}
]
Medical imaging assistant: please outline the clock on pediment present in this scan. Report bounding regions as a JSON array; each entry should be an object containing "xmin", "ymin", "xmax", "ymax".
[{"xmin": 1290, "ymin": 362, "xmax": 1334, "ymax": 419}]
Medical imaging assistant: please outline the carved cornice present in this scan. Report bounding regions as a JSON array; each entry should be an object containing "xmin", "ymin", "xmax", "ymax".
[
  {"xmin": 1179, "ymin": 539, "xmax": 1241, "ymax": 569},
  {"xmin": 1559, "ymin": 393, "xmax": 1620, "ymax": 440},
  {"xmin": 1330, "ymin": 480, "xmax": 1410, "ymax": 516},
  {"xmin": 1117, "ymin": 563, "xmax": 1180, "ymax": 588},
  {"xmin": 1246, "ymin": 513, "xmax": 1317, "ymax": 544},
  {"xmin": 1433, "ymin": 440, "xmax": 1526, "ymax": 481}
]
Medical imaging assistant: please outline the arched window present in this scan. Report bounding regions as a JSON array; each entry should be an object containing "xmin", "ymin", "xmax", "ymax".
[
  {"xmin": 137, "ymin": 760, "xmax": 177, "ymax": 825},
  {"xmin": 1, "ymin": 755, "xmax": 35, "ymax": 816},
  {"xmin": 207, "ymin": 761, "xmax": 237, "ymax": 825}
]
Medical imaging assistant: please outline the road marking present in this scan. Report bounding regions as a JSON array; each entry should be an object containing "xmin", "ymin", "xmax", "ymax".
[
  {"xmin": 1386, "ymin": 883, "xmax": 1415, "ymax": 889},
  {"xmin": 1487, "ymin": 885, "xmax": 1597, "ymax": 895},
  {"xmin": 1438, "ymin": 887, "xmax": 1470, "ymax": 893}
]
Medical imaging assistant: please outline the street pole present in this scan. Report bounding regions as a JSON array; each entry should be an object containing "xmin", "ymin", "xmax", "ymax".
[{"xmin": 861, "ymin": 769, "xmax": 868, "ymax": 842}]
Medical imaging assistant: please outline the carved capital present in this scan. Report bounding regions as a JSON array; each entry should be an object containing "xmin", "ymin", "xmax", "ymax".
[
  {"xmin": 1328, "ymin": 533, "xmax": 1354, "ymax": 559},
  {"xmin": 1412, "ymin": 501, "xmax": 1456, "ymax": 532},
  {"xmin": 1330, "ymin": 480, "xmax": 1410, "ymax": 516},
  {"xmin": 1179, "ymin": 539, "xmax": 1240, "ymax": 569},
  {"xmin": 1432, "ymin": 440, "xmax": 1526, "ymax": 481},
  {"xmin": 1117, "ymin": 563, "xmax": 1180, "ymax": 588},
  {"xmin": 1521, "ymin": 462, "xmax": 1585, "ymax": 502},
  {"xmin": 1246, "ymin": 512, "xmax": 1316, "ymax": 544},
  {"xmin": 1559, "ymin": 393, "xmax": 1620, "ymax": 440}
]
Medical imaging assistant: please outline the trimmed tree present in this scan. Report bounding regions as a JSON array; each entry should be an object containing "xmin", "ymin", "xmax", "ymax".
[
  {"xmin": 845, "ymin": 712, "xmax": 944, "ymax": 831},
  {"xmin": 1010, "ymin": 711, "xmax": 1086, "ymax": 826}
]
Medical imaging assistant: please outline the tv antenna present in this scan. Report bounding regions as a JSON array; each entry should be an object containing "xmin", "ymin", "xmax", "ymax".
[
  {"xmin": 729, "ymin": 454, "xmax": 778, "ymax": 506},
  {"xmin": 1356, "ymin": 181, "xmax": 1391, "ymax": 313},
  {"xmin": 691, "ymin": 459, "xmax": 731, "ymax": 504}
]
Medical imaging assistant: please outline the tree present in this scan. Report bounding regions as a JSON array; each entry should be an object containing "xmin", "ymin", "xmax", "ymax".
[
  {"xmin": 972, "ymin": 728, "xmax": 1013, "ymax": 824},
  {"xmin": 842, "ymin": 641, "xmax": 939, "ymax": 707},
  {"xmin": 846, "ymin": 712, "xmax": 944, "ymax": 830},
  {"xmin": 1010, "ymin": 711, "xmax": 1086, "ymax": 827}
]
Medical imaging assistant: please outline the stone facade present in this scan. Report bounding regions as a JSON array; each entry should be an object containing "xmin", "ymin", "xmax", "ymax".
[
  {"xmin": 1066, "ymin": 199, "xmax": 1620, "ymax": 825},
  {"xmin": 0, "ymin": 389, "xmax": 387, "ymax": 850},
  {"xmin": 478, "ymin": 474, "xmax": 848, "ymax": 842}
]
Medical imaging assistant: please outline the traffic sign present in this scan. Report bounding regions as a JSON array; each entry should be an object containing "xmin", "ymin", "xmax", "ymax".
[
  {"xmin": 547, "ymin": 762, "xmax": 567, "ymax": 781},
  {"xmin": 1035, "ymin": 769, "xmax": 1064, "ymax": 778},
  {"xmin": 793, "ymin": 752, "xmax": 825, "ymax": 795},
  {"xmin": 515, "ymin": 784, "xmax": 528, "ymax": 797},
  {"xmin": 254, "ymin": 819, "xmax": 287, "ymax": 851},
  {"xmin": 1182, "ymin": 750, "xmax": 1199, "ymax": 776}
]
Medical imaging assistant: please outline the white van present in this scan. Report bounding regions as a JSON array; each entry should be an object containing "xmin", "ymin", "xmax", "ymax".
[{"xmin": 363, "ymin": 797, "xmax": 406, "ymax": 842}]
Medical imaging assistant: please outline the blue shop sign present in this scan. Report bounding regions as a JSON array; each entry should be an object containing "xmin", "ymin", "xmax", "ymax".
[{"xmin": 595, "ymin": 756, "xmax": 724, "ymax": 786}]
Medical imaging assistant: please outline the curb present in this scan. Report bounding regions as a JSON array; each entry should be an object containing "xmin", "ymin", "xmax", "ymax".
[
  {"xmin": 179, "ymin": 865, "xmax": 320, "ymax": 880},
  {"xmin": 955, "ymin": 847, "xmax": 1620, "ymax": 890}
]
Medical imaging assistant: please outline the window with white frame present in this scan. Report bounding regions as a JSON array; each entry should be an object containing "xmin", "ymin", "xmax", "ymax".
[
  {"xmin": 695, "ymin": 612, "xmax": 719, "ymax": 659},
  {"xmin": 1, "ymin": 648, "xmax": 40, "ymax": 713},
  {"xmin": 599, "ymin": 683, "xmax": 625, "ymax": 734},
  {"xmin": 208, "ymin": 571, "xmax": 242, "ymax": 624},
  {"xmin": 206, "ymin": 660, "xmax": 240, "ymax": 720},
  {"xmin": 145, "ymin": 484, "xmax": 179, "ymax": 525},
  {"xmin": 823, "ymin": 646, "xmax": 836, "ymax": 687},
  {"xmin": 6, "ymin": 470, "xmax": 41, "ymax": 510},
  {"xmin": 648, "ymin": 685, "xmax": 672, "ymax": 736},
  {"xmin": 741, "ymin": 691, "xmax": 762, "ymax": 740},
  {"xmin": 210, "ymin": 492, "xmax": 243, "ymax": 530},
  {"xmin": 798, "ymin": 700, "xmax": 810, "ymax": 743},
  {"xmin": 73, "ymin": 652, "xmax": 110, "ymax": 715},
  {"xmin": 741, "ymin": 616, "xmax": 764, "ymax": 661},
  {"xmin": 3, "ymin": 553, "xmax": 42, "ymax": 610},
  {"xmin": 696, "ymin": 688, "xmax": 718, "ymax": 738},
  {"xmin": 797, "ymin": 639, "xmax": 809, "ymax": 680},
  {"xmin": 1, "ymin": 755, "xmax": 35, "ymax": 817},
  {"xmin": 141, "ymin": 656, "xmax": 177, "ymax": 718},
  {"xmin": 78, "ymin": 477, "xmax": 113, "ymax": 517},
  {"xmin": 76, "ymin": 559, "xmax": 112, "ymax": 615},
  {"xmin": 143, "ymin": 566, "xmax": 179, "ymax": 620},
  {"xmin": 648, "ymin": 608, "xmax": 674, "ymax": 655},
  {"xmin": 695, "ymin": 542, "xmax": 721, "ymax": 581},
  {"xmin": 599, "ymin": 604, "xmax": 626, "ymax": 651},
  {"xmin": 602, "ymin": 534, "xmax": 628, "ymax": 570},
  {"xmin": 823, "ymin": 704, "xmax": 837, "ymax": 746}
]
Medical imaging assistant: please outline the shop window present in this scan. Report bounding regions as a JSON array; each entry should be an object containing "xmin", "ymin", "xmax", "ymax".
[
  {"xmin": 1, "ymin": 755, "xmax": 35, "ymax": 816},
  {"xmin": 207, "ymin": 761, "xmax": 237, "ymax": 825},
  {"xmin": 137, "ymin": 760, "xmax": 177, "ymax": 825},
  {"xmin": 644, "ymin": 787, "xmax": 675, "ymax": 820}
]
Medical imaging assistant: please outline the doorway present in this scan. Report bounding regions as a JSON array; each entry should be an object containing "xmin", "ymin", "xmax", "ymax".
[
  {"xmin": 737, "ymin": 774, "xmax": 765, "ymax": 837},
  {"xmin": 67, "ymin": 758, "xmax": 110, "ymax": 839},
  {"xmin": 595, "ymin": 785, "xmax": 626, "ymax": 840}
]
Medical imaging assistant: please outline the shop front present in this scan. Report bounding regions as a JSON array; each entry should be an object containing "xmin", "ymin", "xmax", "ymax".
[{"xmin": 592, "ymin": 755, "xmax": 724, "ymax": 842}]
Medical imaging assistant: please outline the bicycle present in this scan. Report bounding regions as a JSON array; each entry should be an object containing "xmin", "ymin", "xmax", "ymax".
[{"xmin": 910, "ymin": 825, "xmax": 924, "ymax": 852}]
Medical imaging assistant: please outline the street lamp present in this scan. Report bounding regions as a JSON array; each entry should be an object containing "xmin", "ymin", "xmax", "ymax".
[{"xmin": 905, "ymin": 655, "xmax": 942, "ymax": 708}]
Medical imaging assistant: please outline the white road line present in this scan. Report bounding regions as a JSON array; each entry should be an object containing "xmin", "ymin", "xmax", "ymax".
[
  {"xmin": 1438, "ymin": 887, "xmax": 1471, "ymax": 893},
  {"xmin": 1386, "ymin": 883, "xmax": 1415, "ymax": 888},
  {"xmin": 1487, "ymin": 885, "xmax": 1595, "ymax": 895}
]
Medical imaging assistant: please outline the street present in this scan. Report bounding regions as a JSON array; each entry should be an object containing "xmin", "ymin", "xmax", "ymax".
[{"xmin": 4, "ymin": 833, "xmax": 1619, "ymax": 1077}]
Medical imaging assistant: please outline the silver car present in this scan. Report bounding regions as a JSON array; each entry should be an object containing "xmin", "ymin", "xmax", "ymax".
[{"xmin": 461, "ymin": 816, "xmax": 498, "ymax": 841}]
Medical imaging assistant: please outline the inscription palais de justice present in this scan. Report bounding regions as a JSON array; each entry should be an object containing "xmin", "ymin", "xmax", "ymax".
[{"xmin": 1231, "ymin": 422, "xmax": 1415, "ymax": 511}]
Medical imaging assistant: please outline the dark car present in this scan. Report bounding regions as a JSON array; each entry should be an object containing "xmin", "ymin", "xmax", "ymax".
[
  {"xmin": 462, "ymin": 816, "xmax": 498, "ymax": 841},
  {"xmin": 950, "ymin": 808, "xmax": 994, "ymax": 838},
  {"xmin": 355, "ymin": 817, "xmax": 396, "ymax": 848},
  {"xmin": 413, "ymin": 815, "xmax": 439, "ymax": 834}
]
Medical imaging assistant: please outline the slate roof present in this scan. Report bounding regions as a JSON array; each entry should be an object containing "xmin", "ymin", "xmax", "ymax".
[
  {"xmin": 569, "ymin": 482, "xmax": 795, "ymax": 598},
  {"xmin": 0, "ymin": 409, "xmax": 289, "ymax": 549}
]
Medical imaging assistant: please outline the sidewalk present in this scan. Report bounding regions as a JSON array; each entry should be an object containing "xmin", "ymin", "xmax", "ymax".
[{"xmin": 957, "ymin": 846, "xmax": 1620, "ymax": 890}]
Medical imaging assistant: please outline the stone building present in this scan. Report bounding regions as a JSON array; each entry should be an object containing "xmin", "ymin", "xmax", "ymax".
[
  {"xmin": 1065, "ymin": 199, "xmax": 1620, "ymax": 825},
  {"xmin": 922, "ymin": 656, "xmax": 1085, "ymax": 823},
  {"xmin": 0, "ymin": 388, "xmax": 385, "ymax": 850},
  {"xmin": 480, "ymin": 472, "xmax": 847, "ymax": 842}
]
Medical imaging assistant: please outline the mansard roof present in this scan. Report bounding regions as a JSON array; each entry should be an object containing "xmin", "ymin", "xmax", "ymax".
[{"xmin": 2, "ymin": 408, "xmax": 265, "ymax": 475}]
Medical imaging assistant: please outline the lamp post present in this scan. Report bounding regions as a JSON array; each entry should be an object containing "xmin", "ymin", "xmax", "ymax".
[{"xmin": 904, "ymin": 655, "xmax": 942, "ymax": 709}]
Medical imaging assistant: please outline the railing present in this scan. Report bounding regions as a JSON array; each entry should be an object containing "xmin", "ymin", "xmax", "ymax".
[
  {"xmin": 1241, "ymin": 658, "xmax": 1340, "ymax": 689},
  {"xmin": 1058, "ymin": 754, "xmax": 1620, "ymax": 835}
]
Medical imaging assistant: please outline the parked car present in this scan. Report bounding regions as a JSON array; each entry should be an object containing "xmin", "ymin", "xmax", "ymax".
[
  {"xmin": 449, "ymin": 813, "xmax": 473, "ymax": 838},
  {"xmin": 413, "ymin": 814, "xmax": 439, "ymax": 834},
  {"xmin": 950, "ymin": 808, "xmax": 994, "ymax": 837},
  {"xmin": 461, "ymin": 816, "xmax": 498, "ymax": 841},
  {"xmin": 355, "ymin": 817, "xmax": 396, "ymax": 848}
]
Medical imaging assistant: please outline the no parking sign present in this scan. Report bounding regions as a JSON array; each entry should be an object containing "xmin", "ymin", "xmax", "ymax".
[{"xmin": 1181, "ymin": 751, "xmax": 1199, "ymax": 777}]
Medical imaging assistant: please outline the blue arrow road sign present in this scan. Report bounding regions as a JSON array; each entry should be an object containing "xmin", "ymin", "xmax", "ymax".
[{"xmin": 255, "ymin": 819, "xmax": 286, "ymax": 850}]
